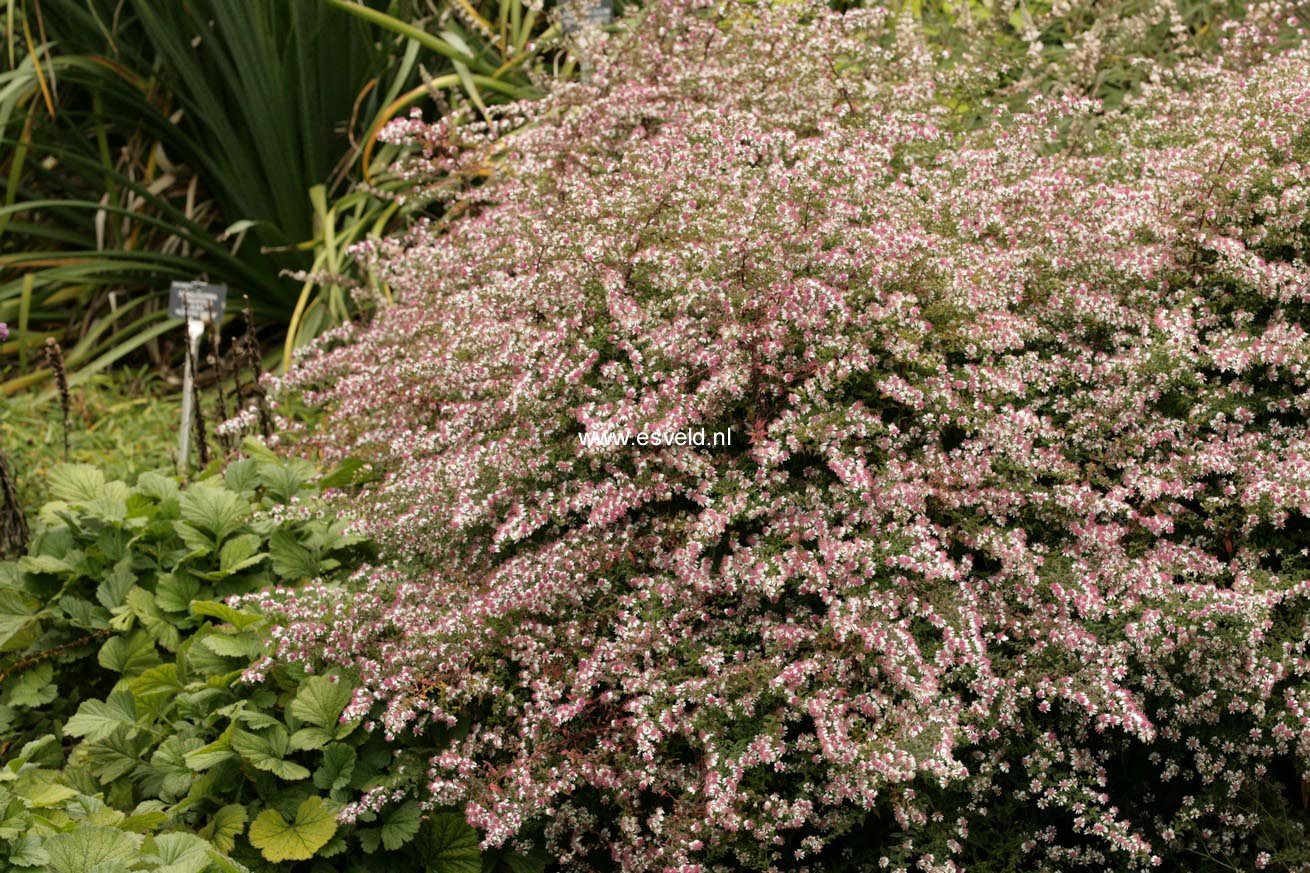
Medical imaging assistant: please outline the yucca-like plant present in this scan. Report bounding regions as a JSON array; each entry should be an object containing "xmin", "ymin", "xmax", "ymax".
[{"xmin": 0, "ymin": 0, "xmax": 567, "ymax": 391}]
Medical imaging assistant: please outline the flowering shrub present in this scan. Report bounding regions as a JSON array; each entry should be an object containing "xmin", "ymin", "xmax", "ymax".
[{"xmin": 269, "ymin": 1, "xmax": 1310, "ymax": 870}]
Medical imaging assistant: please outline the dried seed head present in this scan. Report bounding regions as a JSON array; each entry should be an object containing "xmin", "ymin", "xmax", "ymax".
[
  {"xmin": 44, "ymin": 338, "xmax": 71, "ymax": 460},
  {"xmin": 0, "ymin": 451, "xmax": 28, "ymax": 558}
]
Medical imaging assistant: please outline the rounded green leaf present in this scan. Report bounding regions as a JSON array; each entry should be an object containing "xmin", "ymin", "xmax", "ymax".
[
  {"xmin": 249, "ymin": 796, "xmax": 338, "ymax": 863},
  {"xmin": 47, "ymin": 464, "xmax": 107, "ymax": 504},
  {"xmin": 44, "ymin": 826, "xmax": 142, "ymax": 873},
  {"xmin": 410, "ymin": 813, "xmax": 481, "ymax": 873},
  {"xmin": 200, "ymin": 804, "xmax": 248, "ymax": 854},
  {"xmin": 289, "ymin": 675, "xmax": 353, "ymax": 729}
]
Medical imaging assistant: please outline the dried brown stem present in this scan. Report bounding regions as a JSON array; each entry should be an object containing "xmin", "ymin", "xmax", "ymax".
[
  {"xmin": 43, "ymin": 338, "xmax": 71, "ymax": 460},
  {"xmin": 0, "ymin": 451, "xmax": 28, "ymax": 558},
  {"xmin": 208, "ymin": 304, "xmax": 232, "ymax": 456},
  {"xmin": 241, "ymin": 296, "xmax": 275, "ymax": 439},
  {"xmin": 0, "ymin": 628, "xmax": 112, "ymax": 687}
]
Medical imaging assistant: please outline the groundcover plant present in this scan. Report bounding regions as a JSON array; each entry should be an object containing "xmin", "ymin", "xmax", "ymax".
[{"xmin": 263, "ymin": 1, "xmax": 1310, "ymax": 870}]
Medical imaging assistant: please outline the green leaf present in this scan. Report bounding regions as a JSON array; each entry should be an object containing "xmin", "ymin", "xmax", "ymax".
[
  {"xmin": 269, "ymin": 528, "xmax": 317, "ymax": 581},
  {"xmin": 199, "ymin": 632, "xmax": 263, "ymax": 659},
  {"xmin": 59, "ymin": 595, "xmax": 107, "ymax": 630},
  {"xmin": 359, "ymin": 827, "xmax": 383, "ymax": 854},
  {"xmin": 206, "ymin": 855, "xmax": 253, "ymax": 873},
  {"xmin": 410, "ymin": 813, "xmax": 481, "ymax": 873},
  {"xmin": 0, "ymin": 589, "xmax": 38, "ymax": 650},
  {"xmin": 257, "ymin": 460, "xmax": 314, "ymax": 502},
  {"xmin": 199, "ymin": 804, "xmax": 248, "ymax": 854},
  {"xmin": 189, "ymin": 600, "xmax": 265, "ymax": 631},
  {"xmin": 173, "ymin": 523, "xmax": 215, "ymax": 556},
  {"xmin": 94, "ymin": 526, "xmax": 133, "ymax": 563},
  {"xmin": 130, "ymin": 663, "xmax": 184, "ymax": 699},
  {"xmin": 8, "ymin": 662, "xmax": 56, "ymax": 707},
  {"xmin": 47, "ymin": 464, "xmax": 107, "ymax": 504},
  {"xmin": 259, "ymin": 757, "xmax": 312, "ymax": 782},
  {"xmin": 99, "ymin": 632, "xmax": 162, "ymax": 677},
  {"xmin": 17, "ymin": 734, "xmax": 64, "ymax": 767},
  {"xmin": 235, "ymin": 707, "xmax": 283, "ymax": 731},
  {"xmin": 7, "ymin": 834, "xmax": 49, "ymax": 867},
  {"xmin": 223, "ymin": 459, "xmax": 261, "ymax": 494},
  {"xmin": 290, "ymin": 726, "xmax": 335, "ymax": 752},
  {"xmin": 318, "ymin": 831, "xmax": 349, "ymax": 858},
  {"xmin": 84, "ymin": 730, "xmax": 148, "ymax": 784},
  {"xmin": 135, "ymin": 472, "xmax": 180, "ymax": 502},
  {"xmin": 126, "ymin": 587, "xmax": 182, "ymax": 652},
  {"xmin": 485, "ymin": 848, "xmax": 551, "ymax": 873},
  {"xmin": 248, "ymin": 796, "xmax": 338, "ymax": 863},
  {"xmin": 187, "ymin": 644, "xmax": 243, "ymax": 681},
  {"xmin": 88, "ymin": 481, "xmax": 131, "ymax": 523},
  {"xmin": 319, "ymin": 457, "xmax": 370, "ymax": 490},
  {"xmin": 380, "ymin": 801, "xmax": 422, "ymax": 851},
  {"xmin": 232, "ymin": 727, "xmax": 311, "ymax": 781},
  {"xmin": 95, "ymin": 557, "xmax": 137, "ymax": 609},
  {"xmin": 119, "ymin": 806, "xmax": 169, "ymax": 833},
  {"xmin": 18, "ymin": 553, "xmax": 72, "ymax": 575},
  {"xmin": 183, "ymin": 723, "xmax": 236, "ymax": 771},
  {"xmin": 289, "ymin": 675, "xmax": 353, "ymax": 729},
  {"xmin": 43, "ymin": 825, "xmax": 141, "ymax": 873},
  {"xmin": 313, "ymin": 745, "xmax": 356, "ymax": 793},
  {"xmin": 147, "ymin": 832, "xmax": 211, "ymax": 873},
  {"xmin": 70, "ymin": 795, "xmax": 127, "ymax": 827},
  {"xmin": 240, "ymin": 438, "xmax": 280, "ymax": 464},
  {"xmin": 147, "ymin": 736, "xmax": 204, "ymax": 800},
  {"xmin": 155, "ymin": 573, "xmax": 201, "ymax": 613},
  {"xmin": 219, "ymin": 534, "xmax": 266, "ymax": 574},
  {"xmin": 179, "ymin": 484, "xmax": 249, "ymax": 545},
  {"xmin": 14, "ymin": 770, "xmax": 79, "ymax": 807},
  {"xmin": 64, "ymin": 691, "xmax": 137, "ymax": 742}
]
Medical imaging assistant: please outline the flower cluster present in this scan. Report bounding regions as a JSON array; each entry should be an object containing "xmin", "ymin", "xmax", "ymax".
[{"xmin": 266, "ymin": 2, "xmax": 1310, "ymax": 870}]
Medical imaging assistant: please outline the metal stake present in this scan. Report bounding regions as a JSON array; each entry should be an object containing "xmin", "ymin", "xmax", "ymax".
[{"xmin": 179, "ymin": 319, "xmax": 205, "ymax": 469}]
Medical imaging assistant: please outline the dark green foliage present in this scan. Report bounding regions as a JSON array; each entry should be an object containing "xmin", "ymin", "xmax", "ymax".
[
  {"xmin": 0, "ymin": 0, "xmax": 563, "ymax": 386},
  {"xmin": 1, "ymin": 1, "xmax": 405, "ymax": 374},
  {"xmin": 0, "ymin": 448, "xmax": 545, "ymax": 871}
]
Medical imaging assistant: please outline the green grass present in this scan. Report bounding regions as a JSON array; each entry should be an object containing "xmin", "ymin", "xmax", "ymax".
[{"xmin": 1, "ymin": 367, "xmax": 186, "ymax": 512}]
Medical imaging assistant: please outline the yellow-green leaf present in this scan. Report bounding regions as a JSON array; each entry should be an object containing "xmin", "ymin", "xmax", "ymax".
[
  {"xmin": 248, "ymin": 796, "xmax": 338, "ymax": 862},
  {"xmin": 199, "ymin": 804, "xmax": 247, "ymax": 854}
]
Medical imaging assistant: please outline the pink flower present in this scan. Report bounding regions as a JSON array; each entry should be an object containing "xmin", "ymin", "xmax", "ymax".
[{"xmin": 259, "ymin": 0, "xmax": 1310, "ymax": 868}]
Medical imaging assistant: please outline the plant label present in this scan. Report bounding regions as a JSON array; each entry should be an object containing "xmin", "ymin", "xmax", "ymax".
[
  {"xmin": 169, "ymin": 281, "xmax": 227, "ymax": 322},
  {"xmin": 561, "ymin": 0, "xmax": 612, "ymax": 33}
]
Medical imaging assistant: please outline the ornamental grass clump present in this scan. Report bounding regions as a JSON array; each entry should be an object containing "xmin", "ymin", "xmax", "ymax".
[{"xmin": 267, "ymin": 2, "xmax": 1310, "ymax": 870}]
